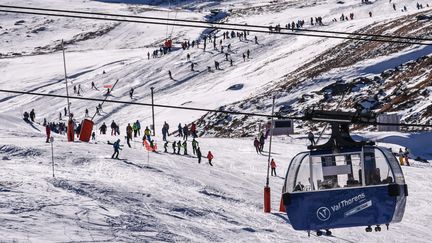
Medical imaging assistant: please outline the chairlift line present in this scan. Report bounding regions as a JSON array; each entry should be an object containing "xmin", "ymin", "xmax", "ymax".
[
  {"xmin": 1, "ymin": 89, "xmax": 431, "ymax": 128},
  {"xmin": 1, "ymin": 4, "xmax": 432, "ymax": 42},
  {"xmin": 0, "ymin": 8, "xmax": 431, "ymax": 46}
]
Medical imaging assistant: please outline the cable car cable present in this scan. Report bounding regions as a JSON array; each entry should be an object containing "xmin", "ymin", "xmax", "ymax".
[
  {"xmin": 1, "ymin": 4, "xmax": 432, "ymax": 42},
  {"xmin": 1, "ymin": 89, "xmax": 431, "ymax": 128},
  {"xmin": 0, "ymin": 8, "xmax": 431, "ymax": 46}
]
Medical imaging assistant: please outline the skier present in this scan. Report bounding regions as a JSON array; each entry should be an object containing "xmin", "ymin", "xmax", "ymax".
[
  {"xmin": 135, "ymin": 120, "xmax": 141, "ymax": 136},
  {"xmin": 196, "ymin": 147, "xmax": 202, "ymax": 164},
  {"xmin": 144, "ymin": 126, "xmax": 152, "ymax": 141},
  {"xmin": 247, "ymin": 49, "xmax": 250, "ymax": 59},
  {"xmin": 64, "ymin": 107, "xmax": 67, "ymax": 116},
  {"xmin": 91, "ymin": 132, "xmax": 96, "ymax": 140},
  {"xmin": 254, "ymin": 137, "xmax": 261, "ymax": 154},
  {"xmin": 182, "ymin": 140, "xmax": 188, "ymax": 155},
  {"xmin": 187, "ymin": 53, "xmax": 190, "ymax": 61},
  {"xmin": 85, "ymin": 108, "xmax": 89, "ymax": 117},
  {"xmin": 59, "ymin": 112, "xmax": 62, "ymax": 120},
  {"xmin": 308, "ymin": 131, "xmax": 316, "ymax": 146},
  {"xmin": 191, "ymin": 62, "xmax": 194, "ymax": 71},
  {"xmin": 75, "ymin": 122, "xmax": 81, "ymax": 138},
  {"xmin": 230, "ymin": 59, "xmax": 233, "ymax": 67},
  {"xmin": 133, "ymin": 121, "xmax": 138, "ymax": 138},
  {"xmin": 259, "ymin": 134, "xmax": 265, "ymax": 152},
  {"xmin": 183, "ymin": 124, "xmax": 189, "ymax": 140},
  {"xmin": 190, "ymin": 122, "xmax": 197, "ymax": 138},
  {"xmin": 254, "ymin": 36, "xmax": 258, "ymax": 44},
  {"xmin": 164, "ymin": 141, "xmax": 169, "ymax": 153},
  {"xmin": 91, "ymin": 81, "xmax": 97, "ymax": 90},
  {"xmin": 172, "ymin": 141, "xmax": 177, "ymax": 154},
  {"xmin": 271, "ymin": 158, "xmax": 277, "ymax": 176},
  {"xmin": 177, "ymin": 141, "xmax": 181, "ymax": 154},
  {"xmin": 129, "ymin": 88, "xmax": 134, "ymax": 99},
  {"xmin": 404, "ymin": 147, "xmax": 411, "ymax": 166},
  {"xmin": 126, "ymin": 123, "xmax": 133, "ymax": 148},
  {"xmin": 111, "ymin": 139, "xmax": 121, "ymax": 159},
  {"xmin": 99, "ymin": 122, "xmax": 107, "ymax": 134},
  {"xmin": 30, "ymin": 109, "xmax": 36, "ymax": 122},
  {"xmin": 111, "ymin": 121, "xmax": 117, "ymax": 136},
  {"xmin": 45, "ymin": 125, "xmax": 51, "ymax": 143},
  {"xmin": 192, "ymin": 138, "xmax": 199, "ymax": 155},
  {"xmin": 168, "ymin": 70, "xmax": 173, "ymax": 79},
  {"xmin": 398, "ymin": 148, "xmax": 405, "ymax": 165},
  {"xmin": 207, "ymin": 151, "xmax": 214, "ymax": 166},
  {"xmin": 178, "ymin": 123, "xmax": 183, "ymax": 137},
  {"xmin": 242, "ymin": 53, "xmax": 246, "ymax": 62},
  {"xmin": 162, "ymin": 125, "xmax": 168, "ymax": 141}
]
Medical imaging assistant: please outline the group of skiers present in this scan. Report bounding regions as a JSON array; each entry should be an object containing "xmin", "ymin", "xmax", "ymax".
[
  {"xmin": 162, "ymin": 138, "xmax": 214, "ymax": 166},
  {"xmin": 398, "ymin": 147, "xmax": 411, "ymax": 166},
  {"xmin": 253, "ymin": 133, "xmax": 266, "ymax": 155},
  {"xmin": 23, "ymin": 109, "xmax": 36, "ymax": 123}
]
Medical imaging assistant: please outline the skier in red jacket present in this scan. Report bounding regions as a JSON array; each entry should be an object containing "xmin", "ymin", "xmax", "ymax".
[
  {"xmin": 271, "ymin": 158, "xmax": 277, "ymax": 176},
  {"xmin": 45, "ymin": 125, "xmax": 51, "ymax": 143},
  {"xmin": 207, "ymin": 151, "xmax": 214, "ymax": 166}
]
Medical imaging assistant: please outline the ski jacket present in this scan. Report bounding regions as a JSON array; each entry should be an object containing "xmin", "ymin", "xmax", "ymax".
[
  {"xmin": 113, "ymin": 141, "xmax": 120, "ymax": 150},
  {"xmin": 271, "ymin": 160, "xmax": 276, "ymax": 168},
  {"xmin": 144, "ymin": 129, "xmax": 151, "ymax": 135},
  {"xmin": 207, "ymin": 152, "xmax": 214, "ymax": 160}
]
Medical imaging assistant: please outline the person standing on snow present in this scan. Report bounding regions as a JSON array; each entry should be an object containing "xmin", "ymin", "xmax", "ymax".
[
  {"xmin": 172, "ymin": 141, "xmax": 177, "ymax": 154},
  {"xmin": 126, "ymin": 123, "xmax": 133, "ymax": 148},
  {"xmin": 182, "ymin": 140, "xmax": 188, "ymax": 155},
  {"xmin": 254, "ymin": 137, "xmax": 261, "ymax": 154},
  {"xmin": 190, "ymin": 122, "xmax": 197, "ymax": 138},
  {"xmin": 207, "ymin": 151, "xmax": 214, "ymax": 166},
  {"xmin": 178, "ymin": 123, "xmax": 183, "ymax": 137},
  {"xmin": 30, "ymin": 109, "xmax": 36, "ymax": 122},
  {"xmin": 183, "ymin": 124, "xmax": 189, "ymax": 140},
  {"xmin": 91, "ymin": 132, "xmax": 96, "ymax": 140},
  {"xmin": 177, "ymin": 141, "xmax": 182, "ymax": 154},
  {"xmin": 192, "ymin": 138, "xmax": 199, "ymax": 155},
  {"xmin": 404, "ymin": 147, "xmax": 411, "ymax": 166},
  {"xmin": 259, "ymin": 133, "xmax": 265, "ymax": 152},
  {"xmin": 100, "ymin": 122, "xmax": 107, "ymax": 135},
  {"xmin": 271, "ymin": 158, "xmax": 277, "ymax": 176},
  {"xmin": 111, "ymin": 121, "xmax": 117, "ymax": 136},
  {"xmin": 398, "ymin": 148, "xmax": 405, "ymax": 165},
  {"xmin": 162, "ymin": 126, "xmax": 168, "ymax": 141},
  {"xmin": 132, "ymin": 122, "xmax": 138, "ymax": 138},
  {"xmin": 144, "ymin": 126, "xmax": 151, "ymax": 141},
  {"xmin": 129, "ymin": 88, "xmax": 134, "ymax": 99},
  {"xmin": 308, "ymin": 131, "xmax": 316, "ymax": 146},
  {"xmin": 164, "ymin": 141, "xmax": 169, "ymax": 153},
  {"xmin": 111, "ymin": 139, "xmax": 121, "ymax": 159},
  {"xmin": 196, "ymin": 147, "xmax": 202, "ymax": 164},
  {"xmin": 135, "ymin": 120, "xmax": 141, "ymax": 136},
  {"xmin": 45, "ymin": 125, "xmax": 51, "ymax": 143}
]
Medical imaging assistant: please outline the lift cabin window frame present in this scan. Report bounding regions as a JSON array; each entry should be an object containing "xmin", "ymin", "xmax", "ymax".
[
  {"xmin": 306, "ymin": 147, "xmax": 396, "ymax": 192},
  {"xmin": 309, "ymin": 151, "xmax": 363, "ymax": 191}
]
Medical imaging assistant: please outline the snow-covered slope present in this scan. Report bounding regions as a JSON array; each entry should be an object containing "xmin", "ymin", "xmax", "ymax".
[{"xmin": 1, "ymin": 113, "xmax": 432, "ymax": 242}]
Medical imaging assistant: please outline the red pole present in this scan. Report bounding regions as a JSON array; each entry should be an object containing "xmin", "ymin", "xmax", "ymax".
[{"xmin": 264, "ymin": 186, "xmax": 271, "ymax": 213}]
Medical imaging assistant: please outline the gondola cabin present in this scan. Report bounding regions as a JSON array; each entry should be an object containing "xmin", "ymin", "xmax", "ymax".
[{"xmin": 282, "ymin": 110, "xmax": 408, "ymax": 235}]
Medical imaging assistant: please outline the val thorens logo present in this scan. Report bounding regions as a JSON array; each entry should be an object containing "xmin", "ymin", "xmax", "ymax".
[{"xmin": 316, "ymin": 207, "xmax": 331, "ymax": 221}]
